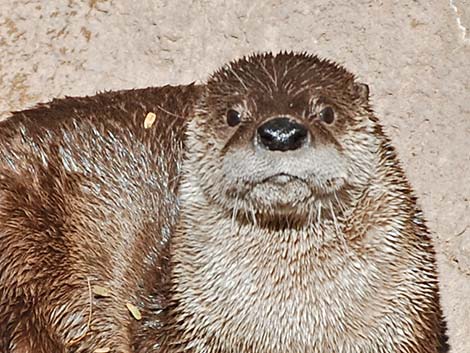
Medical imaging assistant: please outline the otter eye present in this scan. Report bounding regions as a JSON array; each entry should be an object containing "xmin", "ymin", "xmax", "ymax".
[
  {"xmin": 319, "ymin": 107, "xmax": 335, "ymax": 124},
  {"xmin": 226, "ymin": 109, "xmax": 241, "ymax": 127}
]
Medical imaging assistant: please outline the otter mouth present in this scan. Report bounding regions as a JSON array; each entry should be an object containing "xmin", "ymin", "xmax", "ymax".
[
  {"xmin": 247, "ymin": 173, "xmax": 313, "ymax": 208},
  {"xmin": 260, "ymin": 173, "xmax": 302, "ymax": 185},
  {"xmin": 241, "ymin": 172, "xmax": 347, "ymax": 210},
  {"xmin": 258, "ymin": 173, "xmax": 344, "ymax": 194}
]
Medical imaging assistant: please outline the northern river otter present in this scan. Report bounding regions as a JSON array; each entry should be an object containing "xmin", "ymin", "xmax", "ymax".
[{"xmin": 0, "ymin": 52, "xmax": 448, "ymax": 352}]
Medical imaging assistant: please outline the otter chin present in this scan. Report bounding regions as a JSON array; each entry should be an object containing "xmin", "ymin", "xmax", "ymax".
[
  {"xmin": 0, "ymin": 52, "xmax": 448, "ymax": 353},
  {"xmin": 252, "ymin": 174, "xmax": 313, "ymax": 205}
]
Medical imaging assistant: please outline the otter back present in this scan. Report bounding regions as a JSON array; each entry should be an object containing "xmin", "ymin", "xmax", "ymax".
[{"xmin": 0, "ymin": 84, "xmax": 200, "ymax": 352}]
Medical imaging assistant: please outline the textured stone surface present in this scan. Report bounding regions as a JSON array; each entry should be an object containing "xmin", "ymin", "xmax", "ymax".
[{"xmin": 1, "ymin": 0, "xmax": 469, "ymax": 351}]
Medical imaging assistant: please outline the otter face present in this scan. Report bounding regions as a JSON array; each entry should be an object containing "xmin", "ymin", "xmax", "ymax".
[{"xmin": 186, "ymin": 52, "xmax": 378, "ymax": 224}]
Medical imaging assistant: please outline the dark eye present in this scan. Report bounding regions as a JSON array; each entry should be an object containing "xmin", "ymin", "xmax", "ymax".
[
  {"xmin": 226, "ymin": 109, "xmax": 241, "ymax": 127},
  {"xmin": 319, "ymin": 107, "xmax": 335, "ymax": 124}
]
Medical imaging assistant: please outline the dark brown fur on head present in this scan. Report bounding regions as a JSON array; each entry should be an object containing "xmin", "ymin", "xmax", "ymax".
[{"xmin": 186, "ymin": 52, "xmax": 376, "ymax": 228}]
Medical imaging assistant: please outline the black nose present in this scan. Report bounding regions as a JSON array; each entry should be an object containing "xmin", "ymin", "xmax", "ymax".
[{"xmin": 257, "ymin": 117, "xmax": 308, "ymax": 151}]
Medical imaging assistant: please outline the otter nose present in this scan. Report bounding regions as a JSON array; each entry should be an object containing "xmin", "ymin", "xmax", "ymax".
[{"xmin": 257, "ymin": 117, "xmax": 308, "ymax": 151}]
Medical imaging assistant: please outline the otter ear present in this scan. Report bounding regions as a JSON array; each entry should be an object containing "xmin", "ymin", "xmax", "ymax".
[{"xmin": 352, "ymin": 82, "xmax": 369, "ymax": 102}]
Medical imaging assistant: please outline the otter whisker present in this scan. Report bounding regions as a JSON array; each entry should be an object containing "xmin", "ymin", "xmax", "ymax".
[
  {"xmin": 329, "ymin": 200, "xmax": 340, "ymax": 236},
  {"xmin": 155, "ymin": 104, "xmax": 185, "ymax": 121},
  {"xmin": 249, "ymin": 204, "xmax": 257, "ymax": 227},
  {"xmin": 259, "ymin": 59, "xmax": 277, "ymax": 94},
  {"xmin": 231, "ymin": 196, "xmax": 240, "ymax": 230},
  {"xmin": 228, "ymin": 65, "xmax": 249, "ymax": 92},
  {"xmin": 333, "ymin": 190, "xmax": 347, "ymax": 216},
  {"xmin": 317, "ymin": 200, "xmax": 322, "ymax": 226},
  {"xmin": 306, "ymin": 203, "xmax": 315, "ymax": 228}
]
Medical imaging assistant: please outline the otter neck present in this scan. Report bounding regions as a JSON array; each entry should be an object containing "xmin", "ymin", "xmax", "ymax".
[{"xmin": 168, "ymin": 170, "xmax": 372, "ymax": 352}]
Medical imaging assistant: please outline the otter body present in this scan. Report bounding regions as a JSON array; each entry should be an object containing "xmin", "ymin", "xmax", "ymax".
[
  {"xmin": 0, "ymin": 53, "xmax": 447, "ymax": 352},
  {"xmin": 0, "ymin": 85, "xmax": 200, "ymax": 352}
]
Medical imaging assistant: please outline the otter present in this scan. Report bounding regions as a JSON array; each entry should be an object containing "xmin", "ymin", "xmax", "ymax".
[{"xmin": 0, "ymin": 52, "xmax": 448, "ymax": 353}]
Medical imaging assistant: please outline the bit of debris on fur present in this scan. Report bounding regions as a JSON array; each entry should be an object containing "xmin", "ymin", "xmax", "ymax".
[
  {"xmin": 126, "ymin": 302, "xmax": 142, "ymax": 320},
  {"xmin": 144, "ymin": 112, "xmax": 157, "ymax": 129},
  {"xmin": 94, "ymin": 348, "xmax": 111, "ymax": 353},
  {"xmin": 92, "ymin": 285, "xmax": 111, "ymax": 297}
]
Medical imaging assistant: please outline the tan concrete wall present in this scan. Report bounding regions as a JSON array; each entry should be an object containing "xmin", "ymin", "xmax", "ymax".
[{"xmin": 1, "ymin": 1, "xmax": 469, "ymax": 350}]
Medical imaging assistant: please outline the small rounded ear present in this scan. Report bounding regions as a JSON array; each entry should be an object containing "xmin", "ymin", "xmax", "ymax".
[{"xmin": 353, "ymin": 82, "xmax": 369, "ymax": 102}]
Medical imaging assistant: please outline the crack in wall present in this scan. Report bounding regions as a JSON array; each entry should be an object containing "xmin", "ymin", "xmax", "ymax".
[{"xmin": 450, "ymin": 0, "xmax": 470, "ymax": 43}]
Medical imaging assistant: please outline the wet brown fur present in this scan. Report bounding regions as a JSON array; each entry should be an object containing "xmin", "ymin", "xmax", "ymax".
[
  {"xmin": 0, "ymin": 85, "xmax": 200, "ymax": 352},
  {"xmin": 0, "ymin": 52, "xmax": 448, "ymax": 352}
]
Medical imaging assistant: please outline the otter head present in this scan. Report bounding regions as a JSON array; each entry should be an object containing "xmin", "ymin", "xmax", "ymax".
[{"xmin": 185, "ymin": 52, "xmax": 378, "ymax": 226}]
